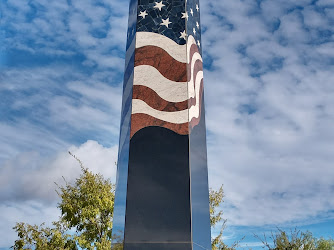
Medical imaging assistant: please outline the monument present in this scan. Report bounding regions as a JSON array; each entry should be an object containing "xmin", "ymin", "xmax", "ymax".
[{"xmin": 112, "ymin": 0, "xmax": 211, "ymax": 249}]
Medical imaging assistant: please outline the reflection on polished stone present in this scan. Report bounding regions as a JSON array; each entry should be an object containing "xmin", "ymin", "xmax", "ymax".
[
  {"xmin": 112, "ymin": 0, "xmax": 210, "ymax": 249},
  {"xmin": 124, "ymin": 243, "xmax": 192, "ymax": 250}
]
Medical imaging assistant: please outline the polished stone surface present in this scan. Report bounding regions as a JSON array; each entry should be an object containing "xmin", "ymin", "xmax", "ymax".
[
  {"xmin": 124, "ymin": 243, "xmax": 192, "ymax": 250},
  {"xmin": 113, "ymin": 0, "xmax": 210, "ymax": 248},
  {"xmin": 111, "ymin": 0, "xmax": 138, "ymax": 242},
  {"xmin": 125, "ymin": 127, "xmax": 191, "ymax": 242}
]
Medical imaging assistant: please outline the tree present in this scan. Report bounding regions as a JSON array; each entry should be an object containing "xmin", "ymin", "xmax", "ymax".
[
  {"xmin": 12, "ymin": 222, "xmax": 76, "ymax": 250},
  {"xmin": 12, "ymin": 152, "xmax": 231, "ymax": 249},
  {"xmin": 56, "ymin": 153, "xmax": 115, "ymax": 249},
  {"xmin": 255, "ymin": 228, "xmax": 334, "ymax": 250},
  {"xmin": 210, "ymin": 185, "xmax": 226, "ymax": 249},
  {"xmin": 12, "ymin": 152, "xmax": 115, "ymax": 250},
  {"xmin": 316, "ymin": 237, "xmax": 334, "ymax": 249},
  {"xmin": 210, "ymin": 186, "xmax": 242, "ymax": 250}
]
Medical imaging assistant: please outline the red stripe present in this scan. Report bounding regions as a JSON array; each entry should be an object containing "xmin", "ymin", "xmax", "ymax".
[
  {"xmin": 131, "ymin": 113, "xmax": 189, "ymax": 138},
  {"xmin": 132, "ymin": 85, "xmax": 189, "ymax": 112},
  {"xmin": 135, "ymin": 46, "xmax": 187, "ymax": 82}
]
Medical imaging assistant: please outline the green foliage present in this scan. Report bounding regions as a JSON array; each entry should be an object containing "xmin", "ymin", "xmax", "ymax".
[
  {"xmin": 274, "ymin": 229, "xmax": 315, "ymax": 249},
  {"xmin": 56, "ymin": 153, "xmax": 115, "ymax": 250},
  {"xmin": 256, "ymin": 228, "xmax": 334, "ymax": 250},
  {"xmin": 12, "ymin": 222, "xmax": 76, "ymax": 250},
  {"xmin": 210, "ymin": 185, "xmax": 225, "ymax": 228},
  {"xmin": 209, "ymin": 185, "xmax": 243, "ymax": 250},
  {"xmin": 210, "ymin": 185, "xmax": 227, "ymax": 249},
  {"xmin": 12, "ymin": 152, "xmax": 115, "ymax": 250},
  {"xmin": 316, "ymin": 237, "xmax": 334, "ymax": 249}
]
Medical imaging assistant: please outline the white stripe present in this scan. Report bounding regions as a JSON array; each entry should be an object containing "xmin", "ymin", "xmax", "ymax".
[
  {"xmin": 136, "ymin": 32, "xmax": 187, "ymax": 63},
  {"xmin": 188, "ymin": 52, "xmax": 203, "ymax": 98},
  {"xmin": 133, "ymin": 66, "xmax": 188, "ymax": 102},
  {"xmin": 132, "ymin": 99, "xmax": 189, "ymax": 124},
  {"xmin": 187, "ymin": 36, "xmax": 204, "ymax": 120},
  {"xmin": 189, "ymin": 71, "xmax": 204, "ymax": 120},
  {"xmin": 187, "ymin": 35, "xmax": 198, "ymax": 64}
]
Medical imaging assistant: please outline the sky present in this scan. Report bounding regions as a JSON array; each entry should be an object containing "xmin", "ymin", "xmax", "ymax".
[{"xmin": 0, "ymin": 0, "xmax": 334, "ymax": 249}]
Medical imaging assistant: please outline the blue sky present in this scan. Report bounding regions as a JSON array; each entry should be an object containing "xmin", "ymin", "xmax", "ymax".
[{"xmin": 1, "ymin": 0, "xmax": 334, "ymax": 249}]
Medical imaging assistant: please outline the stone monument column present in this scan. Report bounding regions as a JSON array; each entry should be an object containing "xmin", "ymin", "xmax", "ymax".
[{"xmin": 112, "ymin": 0, "xmax": 211, "ymax": 249}]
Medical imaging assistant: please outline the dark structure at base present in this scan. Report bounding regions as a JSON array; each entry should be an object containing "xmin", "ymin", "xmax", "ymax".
[
  {"xmin": 112, "ymin": 0, "xmax": 211, "ymax": 249},
  {"xmin": 125, "ymin": 127, "xmax": 191, "ymax": 243}
]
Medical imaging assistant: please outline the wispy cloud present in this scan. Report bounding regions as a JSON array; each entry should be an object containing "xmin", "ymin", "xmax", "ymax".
[
  {"xmin": 201, "ymin": 0, "xmax": 334, "ymax": 228},
  {"xmin": 0, "ymin": 140, "xmax": 118, "ymax": 203},
  {"xmin": 0, "ymin": 65, "xmax": 122, "ymax": 162},
  {"xmin": 2, "ymin": 0, "xmax": 128, "ymax": 69}
]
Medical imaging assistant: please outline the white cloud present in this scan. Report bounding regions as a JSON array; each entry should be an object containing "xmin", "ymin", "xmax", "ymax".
[
  {"xmin": 0, "ymin": 64, "xmax": 123, "ymax": 163},
  {"xmin": 201, "ymin": 0, "xmax": 334, "ymax": 227},
  {"xmin": 303, "ymin": 7, "xmax": 328, "ymax": 28},
  {"xmin": 0, "ymin": 201, "xmax": 60, "ymax": 248},
  {"xmin": 0, "ymin": 140, "xmax": 118, "ymax": 203},
  {"xmin": 0, "ymin": 141, "xmax": 118, "ymax": 247},
  {"xmin": 2, "ymin": 0, "xmax": 128, "ymax": 70},
  {"xmin": 0, "ymin": 121, "xmax": 70, "ymax": 163},
  {"xmin": 317, "ymin": 0, "xmax": 334, "ymax": 7}
]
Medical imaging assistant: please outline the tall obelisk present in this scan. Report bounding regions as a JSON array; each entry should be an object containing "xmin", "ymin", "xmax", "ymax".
[{"xmin": 112, "ymin": 0, "xmax": 211, "ymax": 249}]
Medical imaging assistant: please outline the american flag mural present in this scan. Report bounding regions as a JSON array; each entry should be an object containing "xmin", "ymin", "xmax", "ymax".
[
  {"xmin": 113, "ymin": 0, "xmax": 211, "ymax": 248},
  {"xmin": 131, "ymin": 0, "xmax": 204, "ymax": 137}
]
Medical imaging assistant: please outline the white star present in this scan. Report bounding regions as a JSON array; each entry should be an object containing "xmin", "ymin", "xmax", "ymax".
[
  {"xmin": 196, "ymin": 21, "xmax": 200, "ymax": 29},
  {"xmin": 154, "ymin": 1, "xmax": 165, "ymax": 11},
  {"xmin": 193, "ymin": 27, "xmax": 196, "ymax": 35},
  {"xmin": 197, "ymin": 40, "xmax": 201, "ymax": 47},
  {"xmin": 139, "ymin": 10, "xmax": 148, "ymax": 19},
  {"xmin": 196, "ymin": 4, "xmax": 199, "ymax": 11},
  {"xmin": 179, "ymin": 30, "xmax": 187, "ymax": 40},
  {"xmin": 160, "ymin": 18, "xmax": 172, "ymax": 28},
  {"xmin": 190, "ymin": 8, "xmax": 194, "ymax": 16},
  {"xmin": 181, "ymin": 12, "xmax": 189, "ymax": 21}
]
